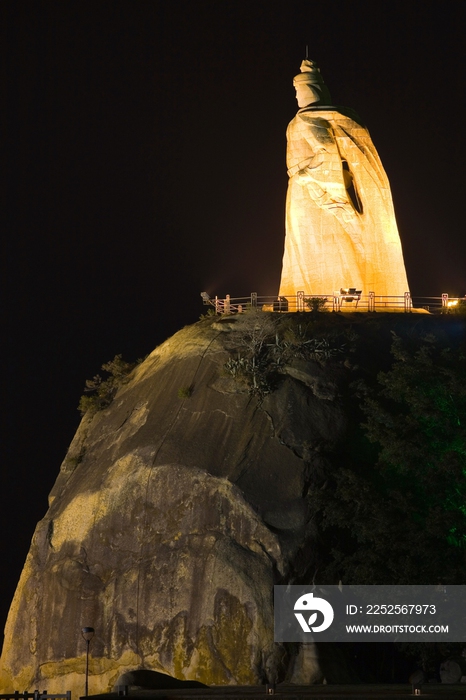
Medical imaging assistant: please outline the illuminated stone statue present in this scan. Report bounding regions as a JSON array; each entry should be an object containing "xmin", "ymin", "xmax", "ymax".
[{"xmin": 279, "ymin": 60, "xmax": 410, "ymax": 298}]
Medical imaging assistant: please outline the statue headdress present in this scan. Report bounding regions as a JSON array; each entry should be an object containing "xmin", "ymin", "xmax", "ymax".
[{"xmin": 293, "ymin": 59, "xmax": 331, "ymax": 104}]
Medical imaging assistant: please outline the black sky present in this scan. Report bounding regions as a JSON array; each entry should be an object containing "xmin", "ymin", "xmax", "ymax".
[{"xmin": 1, "ymin": 0, "xmax": 466, "ymax": 636}]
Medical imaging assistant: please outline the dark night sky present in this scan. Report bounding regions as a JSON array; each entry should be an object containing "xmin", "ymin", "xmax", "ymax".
[{"xmin": 1, "ymin": 0, "xmax": 465, "ymax": 637}]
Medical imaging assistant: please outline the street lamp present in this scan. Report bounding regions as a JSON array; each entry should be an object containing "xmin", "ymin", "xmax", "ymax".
[{"xmin": 81, "ymin": 626, "xmax": 95, "ymax": 697}]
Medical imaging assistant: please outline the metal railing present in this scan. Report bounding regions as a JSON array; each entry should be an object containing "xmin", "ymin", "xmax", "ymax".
[{"xmin": 202, "ymin": 292, "xmax": 463, "ymax": 314}]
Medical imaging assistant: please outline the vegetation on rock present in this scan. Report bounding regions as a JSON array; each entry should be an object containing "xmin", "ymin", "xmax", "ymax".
[
  {"xmin": 312, "ymin": 329, "xmax": 466, "ymax": 587},
  {"xmin": 78, "ymin": 354, "xmax": 137, "ymax": 415},
  {"xmin": 223, "ymin": 310, "xmax": 348, "ymax": 400},
  {"xmin": 198, "ymin": 308, "xmax": 217, "ymax": 320},
  {"xmin": 304, "ymin": 296, "xmax": 328, "ymax": 313},
  {"xmin": 177, "ymin": 385, "xmax": 193, "ymax": 398}
]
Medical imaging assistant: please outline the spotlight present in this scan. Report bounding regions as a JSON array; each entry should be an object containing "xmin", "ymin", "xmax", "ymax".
[{"xmin": 200, "ymin": 291, "xmax": 210, "ymax": 304}]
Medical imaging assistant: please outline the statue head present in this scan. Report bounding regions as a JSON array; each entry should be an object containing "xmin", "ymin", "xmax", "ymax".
[{"xmin": 293, "ymin": 59, "xmax": 331, "ymax": 108}]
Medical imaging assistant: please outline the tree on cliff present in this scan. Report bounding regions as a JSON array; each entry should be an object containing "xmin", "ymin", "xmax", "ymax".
[
  {"xmin": 78, "ymin": 354, "xmax": 136, "ymax": 415},
  {"xmin": 315, "ymin": 331, "xmax": 466, "ymax": 585}
]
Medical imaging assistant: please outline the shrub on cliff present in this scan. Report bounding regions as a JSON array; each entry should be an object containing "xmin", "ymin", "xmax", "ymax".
[{"xmin": 78, "ymin": 354, "xmax": 136, "ymax": 416}]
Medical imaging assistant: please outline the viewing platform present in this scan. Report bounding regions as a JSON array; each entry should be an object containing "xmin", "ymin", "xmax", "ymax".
[{"xmin": 201, "ymin": 292, "xmax": 464, "ymax": 315}]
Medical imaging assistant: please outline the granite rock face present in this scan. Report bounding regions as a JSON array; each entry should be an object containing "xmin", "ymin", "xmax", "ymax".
[{"xmin": 0, "ymin": 317, "xmax": 350, "ymax": 694}]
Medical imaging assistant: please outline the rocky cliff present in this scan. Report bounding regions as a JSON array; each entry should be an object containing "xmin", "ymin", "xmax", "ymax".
[{"xmin": 1, "ymin": 311, "xmax": 460, "ymax": 694}]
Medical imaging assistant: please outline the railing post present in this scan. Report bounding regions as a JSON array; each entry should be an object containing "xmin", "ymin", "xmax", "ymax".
[
  {"xmin": 297, "ymin": 291, "xmax": 304, "ymax": 312},
  {"xmin": 251, "ymin": 292, "xmax": 257, "ymax": 309},
  {"xmin": 368, "ymin": 291, "xmax": 375, "ymax": 312},
  {"xmin": 404, "ymin": 291, "xmax": 412, "ymax": 312},
  {"xmin": 225, "ymin": 294, "xmax": 230, "ymax": 314},
  {"xmin": 442, "ymin": 293, "xmax": 448, "ymax": 308}
]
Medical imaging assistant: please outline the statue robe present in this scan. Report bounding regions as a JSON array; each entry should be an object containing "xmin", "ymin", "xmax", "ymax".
[{"xmin": 278, "ymin": 106, "xmax": 410, "ymax": 298}]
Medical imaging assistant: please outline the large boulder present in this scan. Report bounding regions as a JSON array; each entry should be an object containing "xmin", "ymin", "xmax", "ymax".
[
  {"xmin": 113, "ymin": 669, "xmax": 208, "ymax": 689},
  {"xmin": 0, "ymin": 317, "xmax": 350, "ymax": 695}
]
